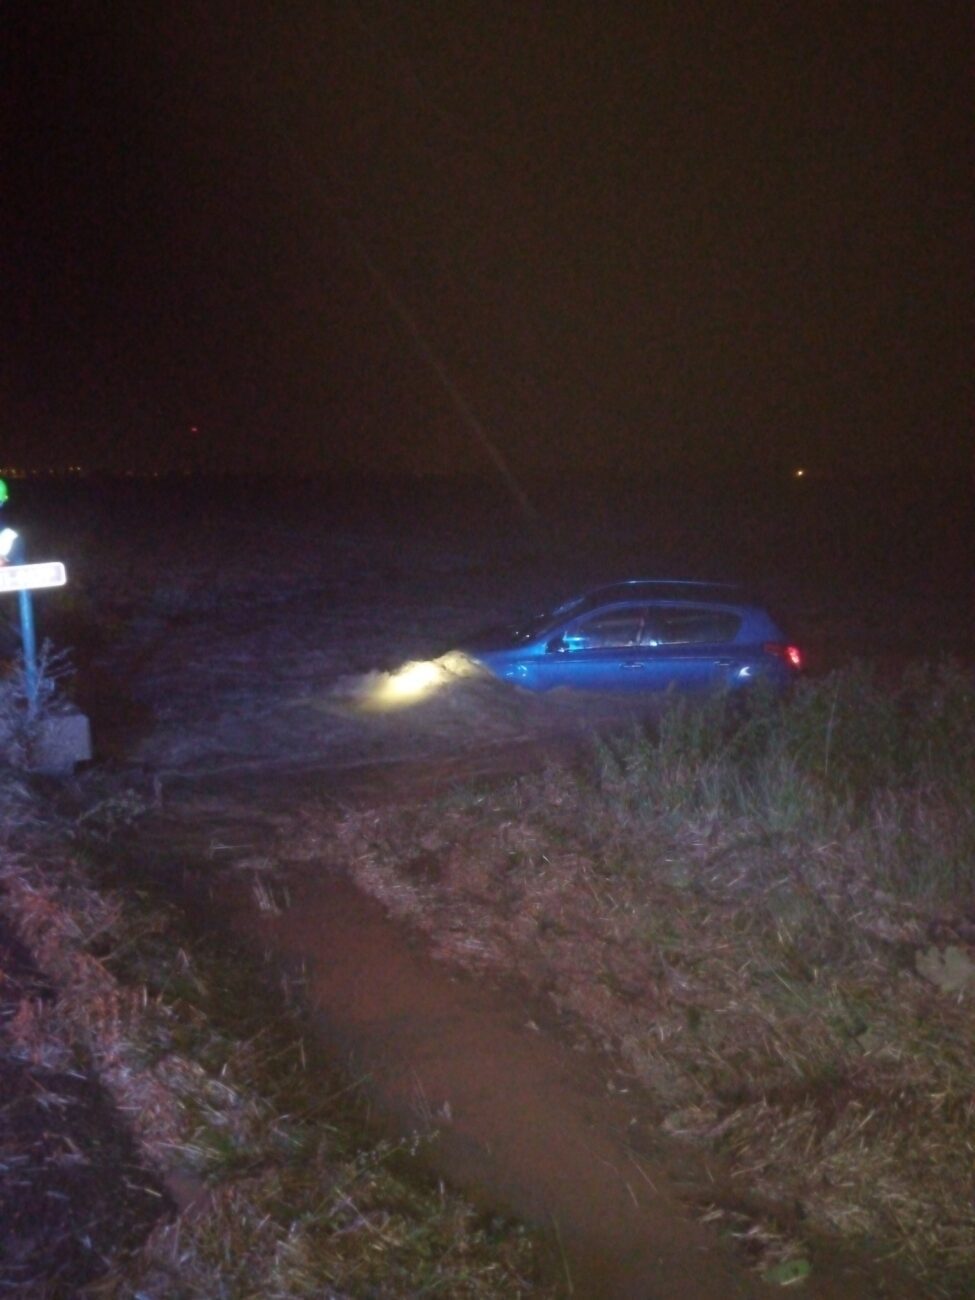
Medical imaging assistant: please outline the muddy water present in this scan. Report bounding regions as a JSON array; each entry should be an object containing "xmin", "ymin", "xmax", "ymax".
[
  {"xmin": 255, "ymin": 872, "xmax": 757, "ymax": 1300},
  {"xmin": 156, "ymin": 760, "xmax": 762, "ymax": 1298},
  {"xmin": 146, "ymin": 759, "xmax": 922, "ymax": 1300}
]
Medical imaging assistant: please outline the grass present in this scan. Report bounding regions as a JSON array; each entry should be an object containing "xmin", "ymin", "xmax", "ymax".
[
  {"xmin": 588, "ymin": 660, "xmax": 975, "ymax": 899},
  {"xmin": 0, "ymin": 778, "xmax": 555, "ymax": 1298},
  {"xmin": 329, "ymin": 661, "xmax": 975, "ymax": 1295}
]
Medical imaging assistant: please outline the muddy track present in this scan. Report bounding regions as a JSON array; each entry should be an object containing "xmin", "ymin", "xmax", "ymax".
[{"xmin": 118, "ymin": 753, "xmax": 923, "ymax": 1300}]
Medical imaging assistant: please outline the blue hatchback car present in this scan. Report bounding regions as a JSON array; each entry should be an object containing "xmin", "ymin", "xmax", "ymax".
[{"xmin": 460, "ymin": 580, "xmax": 802, "ymax": 694}]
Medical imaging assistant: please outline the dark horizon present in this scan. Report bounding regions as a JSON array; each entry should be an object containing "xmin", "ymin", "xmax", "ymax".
[{"xmin": 3, "ymin": 3, "xmax": 972, "ymax": 480}]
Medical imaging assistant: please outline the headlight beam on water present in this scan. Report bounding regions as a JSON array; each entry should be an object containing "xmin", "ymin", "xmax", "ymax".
[{"xmin": 362, "ymin": 653, "xmax": 482, "ymax": 710}]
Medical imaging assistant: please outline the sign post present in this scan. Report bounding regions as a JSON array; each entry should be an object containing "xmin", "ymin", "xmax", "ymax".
[
  {"xmin": 0, "ymin": 563, "xmax": 67, "ymax": 720},
  {"xmin": 0, "ymin": 477, "xmax": 90, "ymax": 772},
  {"xmin": 18, "ymin": 589, "xmax": 37, "ymax": 719}
]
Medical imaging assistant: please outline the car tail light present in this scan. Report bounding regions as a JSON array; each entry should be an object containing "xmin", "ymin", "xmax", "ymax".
[{"xmin": 764, "ymin": 642, "xmax": 803, "ymax": 671}]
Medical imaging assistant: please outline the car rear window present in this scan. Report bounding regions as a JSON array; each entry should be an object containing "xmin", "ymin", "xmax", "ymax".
[{"xmin": 649, "ymin": 608, "xmax": 741, "ymax": 645}]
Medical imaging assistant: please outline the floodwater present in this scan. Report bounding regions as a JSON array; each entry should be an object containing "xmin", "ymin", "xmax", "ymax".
[{"xmin": 69, "ymin": 479, "xmax": 957, "ymax": 1298}]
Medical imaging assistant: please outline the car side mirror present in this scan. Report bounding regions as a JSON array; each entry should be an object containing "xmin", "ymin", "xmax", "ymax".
[{"xmin": 546, "ymin": 634, "xmax": 567, "ymax": 654}]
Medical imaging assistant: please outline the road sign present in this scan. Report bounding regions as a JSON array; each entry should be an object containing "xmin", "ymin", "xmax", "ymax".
[{"xmin": 0, "ymin": 561, "xmax": 67, "ymax": 593}]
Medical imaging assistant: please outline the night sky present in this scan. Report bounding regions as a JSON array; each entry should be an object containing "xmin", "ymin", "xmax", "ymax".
[{"xmin": 3, "ymin": 2, "xmax": 972, "ymax": 478}]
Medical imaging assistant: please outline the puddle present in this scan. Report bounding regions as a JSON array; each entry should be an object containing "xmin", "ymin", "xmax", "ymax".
[{"xmin": 250, "ymin": 871, "xmax": 759, "ymax": 1300}]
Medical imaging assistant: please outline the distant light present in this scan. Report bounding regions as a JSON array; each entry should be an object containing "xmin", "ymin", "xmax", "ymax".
[{"xmin": 794, "ymin": 468, "xmax": 806, "ymax": 478}]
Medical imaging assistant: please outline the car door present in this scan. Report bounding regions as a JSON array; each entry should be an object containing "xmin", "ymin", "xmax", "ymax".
[
  {"xmin": 535, "ymin": 603, "xmax": 652, "ymax": 691},
  {"xmin": 639, "ymin": 606, "xmax": 744, "ymax": 692}
]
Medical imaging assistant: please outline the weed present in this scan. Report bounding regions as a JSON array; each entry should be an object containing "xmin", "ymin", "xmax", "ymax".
[{"xmin": 588, "ymin": 664, "xmax": 975, "ymax": 904}]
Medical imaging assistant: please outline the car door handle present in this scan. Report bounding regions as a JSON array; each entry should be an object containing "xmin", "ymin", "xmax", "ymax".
[
  {"xmin": 715, "ymin": 659, "xmax": 734, "ymax": 667},
  {"xmin": 621, "ymin": 662, "xmax": 645, "ymax": 670}
]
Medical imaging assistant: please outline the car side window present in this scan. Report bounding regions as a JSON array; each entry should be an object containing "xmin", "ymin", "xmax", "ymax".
[
  {"xmin": 564, "ymin": 605, "xmax": 647, "ymax": 650},
  {"xmin": 654, "ymin": 608, "xmax": 741, "ymax": 645}
]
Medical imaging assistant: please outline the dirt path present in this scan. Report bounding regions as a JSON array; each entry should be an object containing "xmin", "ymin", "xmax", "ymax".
[
  {"xmin": 138, "ymin": 770, "xmax": 760, "ymax": 1300},
  {"xmin": 120, "ymin": 757, "xmax": 920, "ymax": 1300},
  {"xmin": 254, "ymin": 872, "xmax": 756, "ymax": 1299}
]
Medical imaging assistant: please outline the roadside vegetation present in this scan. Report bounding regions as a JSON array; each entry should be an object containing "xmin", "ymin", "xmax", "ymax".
[
  {"xmin": 333, "ymin": 661, "xmax": 975, "ymax": 1295},
  {"xmin": 0, "ymin": 760, "xmax": 554, "ymax": 1297}
]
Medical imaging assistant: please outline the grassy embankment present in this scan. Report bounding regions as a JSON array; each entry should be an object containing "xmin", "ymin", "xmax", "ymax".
[
  {"xmin": 0, "ymin": 754, "xmax": 554, "ymax": 1298},
  {"xmin": 334, "ymin": 662, "xmax": 975, "ymax": 1294}
]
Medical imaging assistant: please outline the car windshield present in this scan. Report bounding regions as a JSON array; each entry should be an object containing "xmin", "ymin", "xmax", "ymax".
[{"xmin": 511, "ymin": 595, "xmax": 587, "ymax": 642}]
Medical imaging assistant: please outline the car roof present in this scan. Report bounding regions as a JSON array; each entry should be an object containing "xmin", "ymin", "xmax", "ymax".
[{"xmin": 553, "ymin": 579, "xmax": 756, "ymax": 616}]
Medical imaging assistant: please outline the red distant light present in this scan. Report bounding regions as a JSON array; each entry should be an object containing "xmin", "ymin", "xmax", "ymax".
[{"xmin": 786, "ymin": 645, "xmax": 802, "ymax": 669}]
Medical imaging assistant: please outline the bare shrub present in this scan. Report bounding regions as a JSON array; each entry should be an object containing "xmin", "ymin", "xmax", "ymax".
[{"xmin": 0, "ymin": 642, "xmax": 75, "ymax": 769}]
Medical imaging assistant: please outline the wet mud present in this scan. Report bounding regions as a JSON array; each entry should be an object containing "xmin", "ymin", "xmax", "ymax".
[
  {"xmin": 255, "ymin": 871, "xmax": 757, "ymax": 1300},
  {"xmin": 138, "ymin": 760, "xmax": 925, "ymax": 1300}
]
